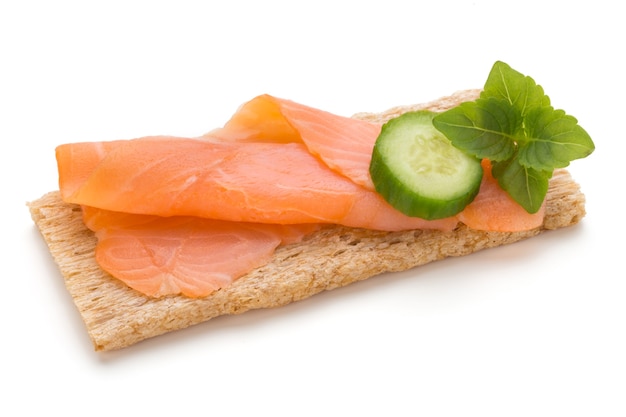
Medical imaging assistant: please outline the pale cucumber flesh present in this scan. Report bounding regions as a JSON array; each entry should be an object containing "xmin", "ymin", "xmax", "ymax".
[{"xmin": 369, "ymin": 111, "xmax": 483, "ymax": 220}]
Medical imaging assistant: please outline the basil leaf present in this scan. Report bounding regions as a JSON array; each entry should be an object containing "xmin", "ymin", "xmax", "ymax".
[
  {"xmin": 519, "ymin": 105, "xmax": 596, "ymax": 171},
  {"xmin": 481, "ymin": 61, "xmax": 550, "ymax": 117},
  {"xmin": 432, "ymin": 97, "xmax": 518, "ymax": 162},
  {"xmin": 491, "ymin": 157, "xmax": 552, "ymax": 214},
  {"xmin": 432, "ymin": 60, "xmax": 595, "ymax": 214}
]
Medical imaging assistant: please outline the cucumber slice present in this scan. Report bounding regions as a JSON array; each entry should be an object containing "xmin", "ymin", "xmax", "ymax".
[{"xmin": 369, "ymin": 111, "xmax": 483, "ymax": 220}]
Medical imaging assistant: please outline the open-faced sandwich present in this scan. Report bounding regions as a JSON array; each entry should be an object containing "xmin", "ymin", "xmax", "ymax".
[{"xmin": 29, "ymin": 61, "xmax": 594, "ymax": 351}]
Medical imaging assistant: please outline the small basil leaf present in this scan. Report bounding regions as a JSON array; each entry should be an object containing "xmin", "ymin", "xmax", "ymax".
[
  {"xmin": 481, "ymin": 61, "xmax": 550, "ymax": 117},
  {"xmin": 432, "ymin": 97, "xmax": 518, "ymax": 161},
  {"xmin": 491, "ymin": 157, "xmax": 552, "ymax": 214},
  {"xmin": 518, "ymin": 106, "xmax": 596, "ymax": 171}
]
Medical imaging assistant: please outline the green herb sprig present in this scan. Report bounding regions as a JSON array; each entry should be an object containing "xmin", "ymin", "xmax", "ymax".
[{"xmin": 432, "ymin": 61, "xmax": 595, "ymax": 213}]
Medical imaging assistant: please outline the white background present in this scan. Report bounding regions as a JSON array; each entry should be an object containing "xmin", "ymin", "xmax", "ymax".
[{"xmin": 2, "ymin": 1, "xmax": 624, "ymax": 416}]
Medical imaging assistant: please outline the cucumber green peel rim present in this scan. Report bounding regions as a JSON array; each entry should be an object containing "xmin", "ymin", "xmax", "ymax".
[{"xmin": 369, "ymin": 111, "xmax": 483, "ymax": 220}]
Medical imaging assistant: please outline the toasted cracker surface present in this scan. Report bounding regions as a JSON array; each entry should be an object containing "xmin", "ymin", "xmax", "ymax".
[{"xmin": 28, "ymin": 90, "xmax": 586, "ymax": 351}]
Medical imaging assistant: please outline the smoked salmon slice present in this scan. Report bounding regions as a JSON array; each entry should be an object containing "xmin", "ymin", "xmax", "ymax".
[
  {"xmin": 57, "ymin": 137, "xmax": 458, "ymax": 232},
  {"xmin": 209, "ymin": 95, "xmax": 544, "ymax": 232},
  {"xmin": 82, "ymin": 206, "xmax": 318, "ymax": 298}
]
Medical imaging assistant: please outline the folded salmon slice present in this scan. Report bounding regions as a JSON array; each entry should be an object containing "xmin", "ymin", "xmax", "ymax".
[
  {"xmin": 210, "ymin": 94, "xmax": 382, "ymax": 189},
  {"xmin": 209, "ymin": 94, "xmax": 544, "ymax": 232},
  {"xmin": 58, "ymin": 138, "xmax": 458, "ymax": 231}
]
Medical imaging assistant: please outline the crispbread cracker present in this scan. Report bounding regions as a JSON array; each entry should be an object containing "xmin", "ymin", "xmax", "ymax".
[{"xmin": 28, "ymin": 90, "xmax": 587, "ymax": 351}]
